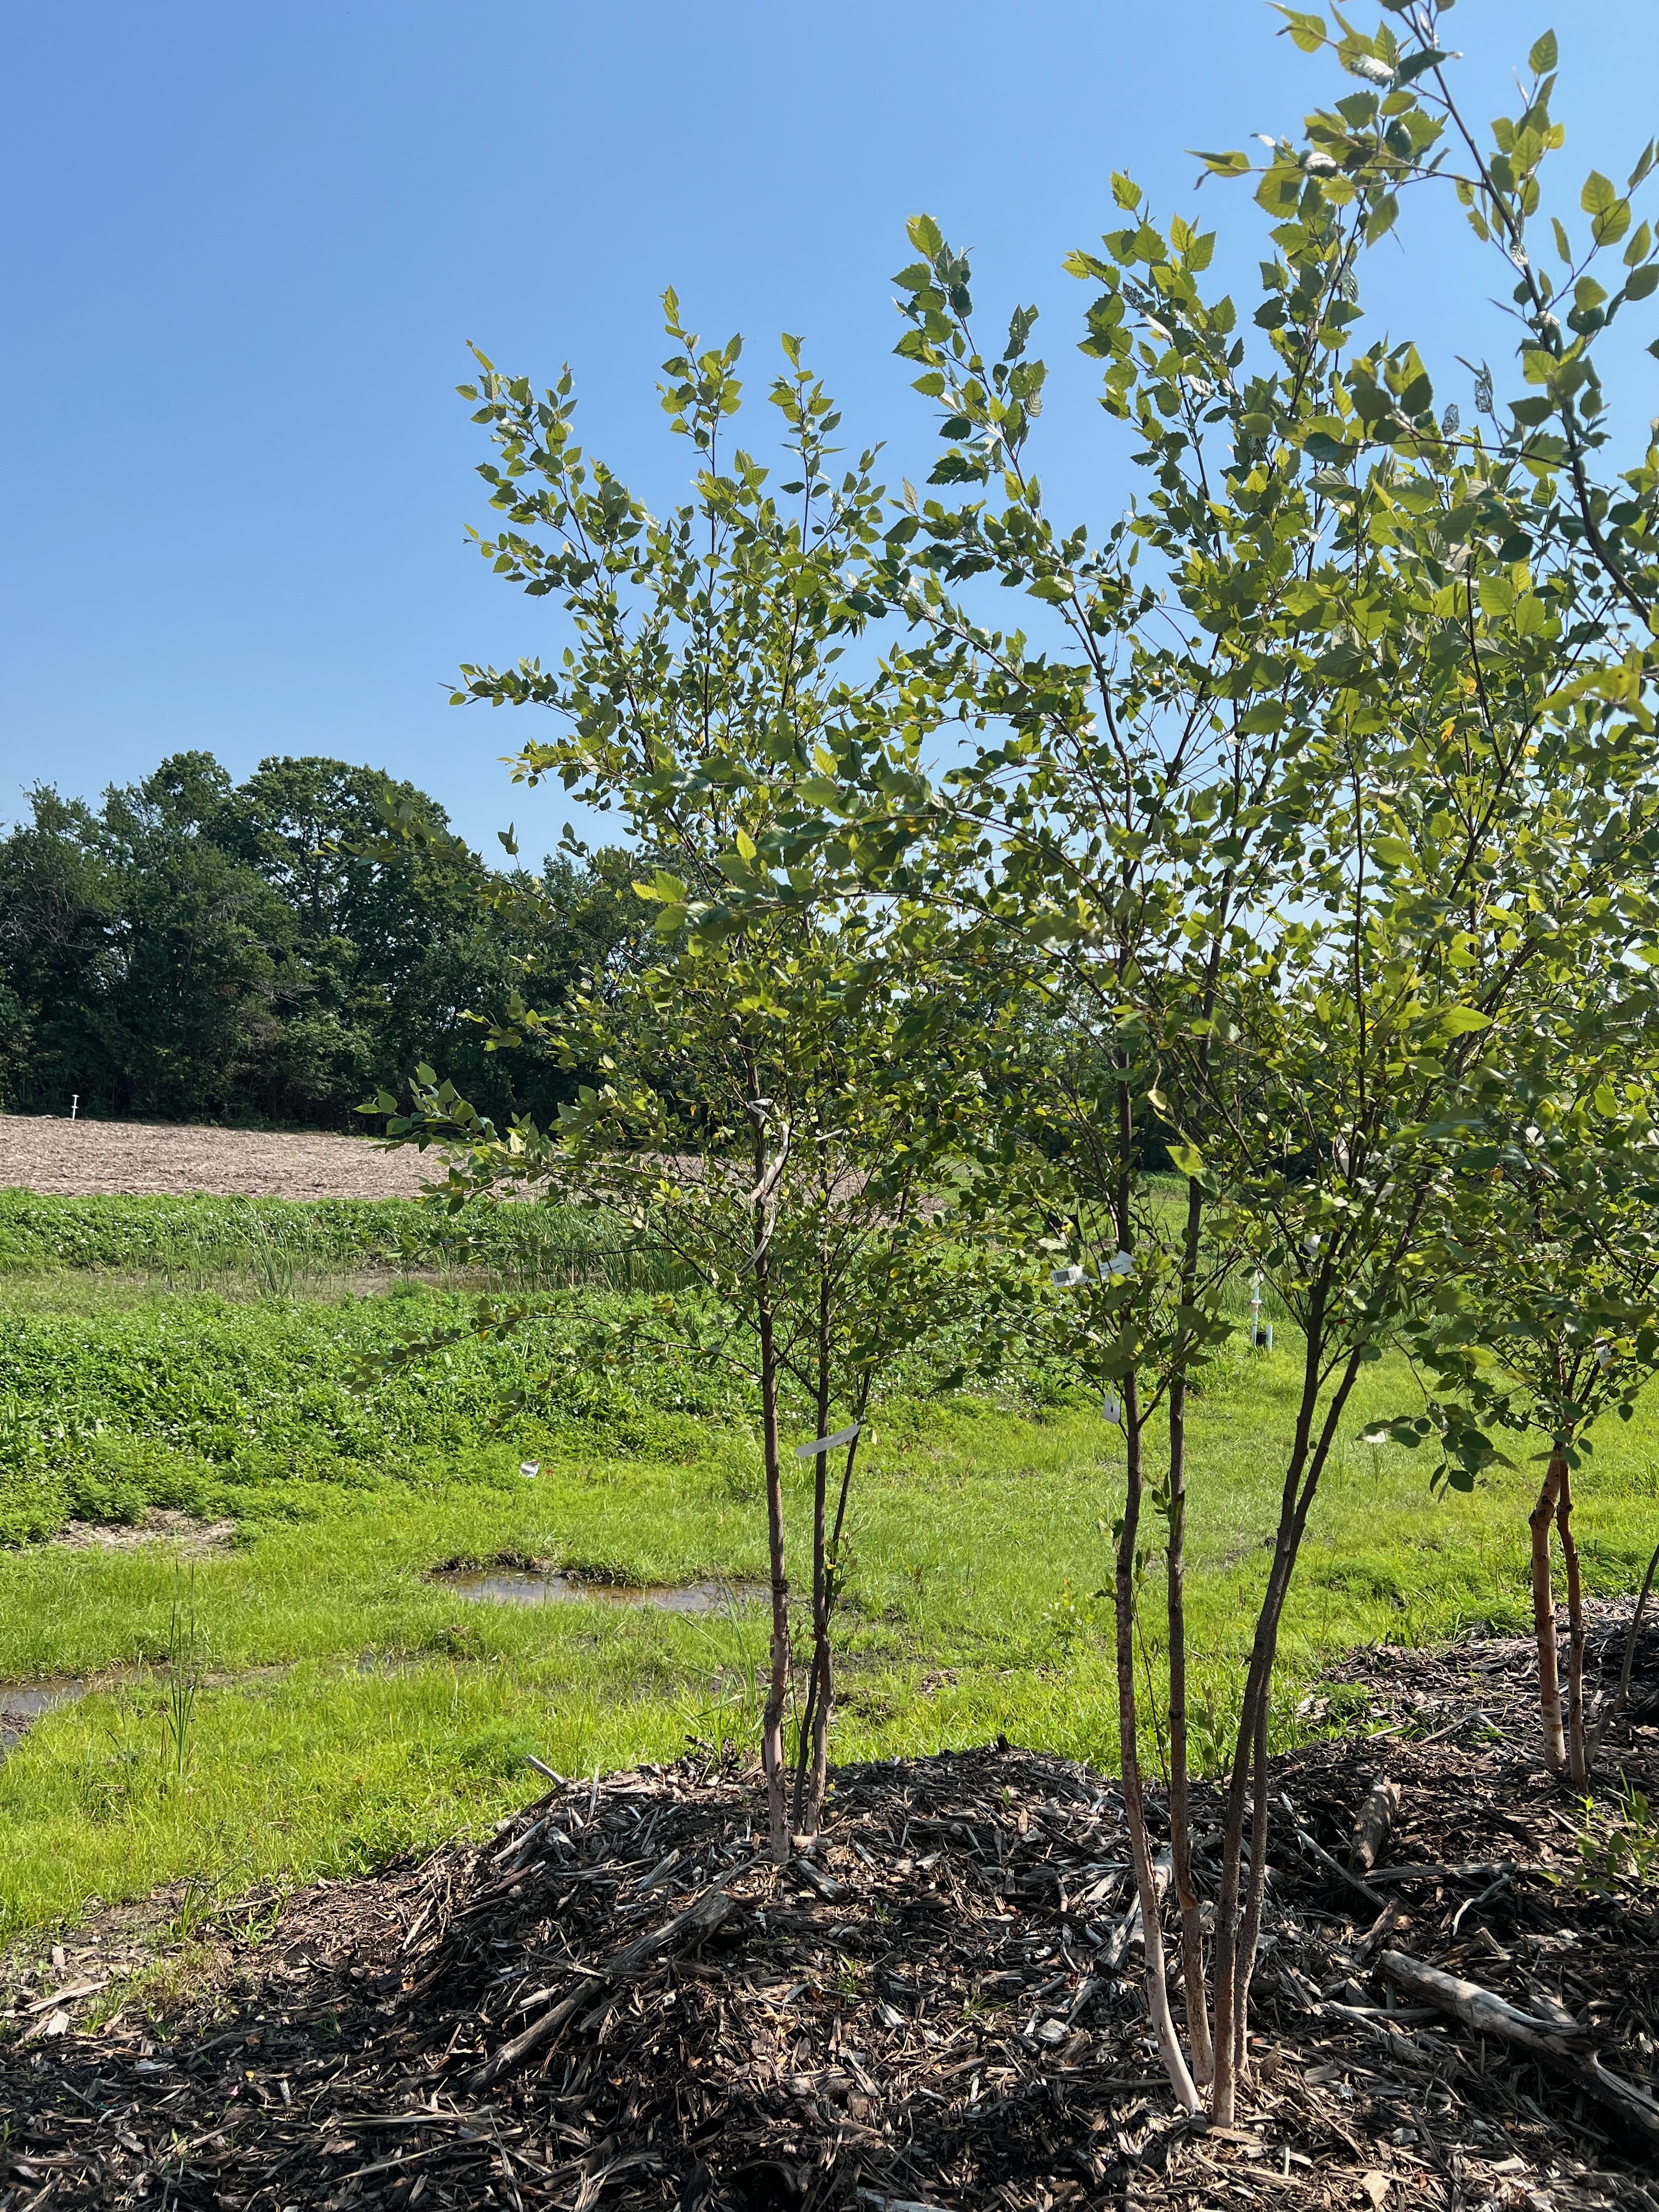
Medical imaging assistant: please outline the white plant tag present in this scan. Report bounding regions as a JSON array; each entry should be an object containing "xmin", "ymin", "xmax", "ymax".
[
  {"xmin": 1108, "ymin": 1250, "xmax": 1135, "ymax": 1276},
  {"xmin": 520, "ymin": 1461, "xmax": 541, "ymax": 1479},
  {"xmin": 1103, "ymin": 1393, "xmax": 1122, "ymax": 1425},
  {"xmin": 1051, "ymin": 1266, "xmax": 1087, "ymax": 1288},
  {"xmin": 796, "ymin": 1421, "xmax": 861, "ymax": 1459}
]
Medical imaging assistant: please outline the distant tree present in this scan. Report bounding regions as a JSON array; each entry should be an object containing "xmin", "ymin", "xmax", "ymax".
[
  {"xmin": 0, "ymin": 788, "xmax": 120, "ymax": 1114},
  {"xmin": 93, "ymin": 755, "xmax": 294, "ymax": 1118},
  {"xmin": 0, "ymin": 752, "xmax": 652, "ymax": 1129}
]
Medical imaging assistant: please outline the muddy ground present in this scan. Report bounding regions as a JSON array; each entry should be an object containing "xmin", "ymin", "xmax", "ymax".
[
  {"xmin": 0, "ymin": 1113, "xmax": 437, "ymax": 1201},
  {"xmin": 2, "ymin": 1610, "xmax": 1656, "ymax": 2210}
]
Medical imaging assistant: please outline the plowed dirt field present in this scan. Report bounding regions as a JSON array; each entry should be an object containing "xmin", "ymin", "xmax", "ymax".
[{"xmin": 0, "ymin": 1113, "xmax": 436, "ymax": 1200}]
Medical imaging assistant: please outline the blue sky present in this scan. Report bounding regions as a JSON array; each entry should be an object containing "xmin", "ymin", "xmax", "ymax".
[{"xmin": 5, "ymin": 1, "xmax": 1658, "ymax": 861}]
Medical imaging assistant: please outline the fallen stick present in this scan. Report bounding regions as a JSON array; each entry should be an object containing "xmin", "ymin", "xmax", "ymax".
[
  {"xmin": 1363, "ymin": 1858, "xmax": 1519, "ymax": 1887},
  {"xmin": 1447, "ymin": 1871, "xmax": 1512, "ymax": 1939},
  {"xmin": 1350, "ymin": 1777, "xmax": 1401, "ymax": 1875},
  {"xmin": 1379, "ymin": 1951, "xmax": 1659, "ymax": 2145},
  {"xmin": 470, "ymin": 1857, "xmax": 761, "ymax": 2090},
  {"xmin": 1276, "ymin": 1792, "xmax": 1386, "ymax": 1912}
]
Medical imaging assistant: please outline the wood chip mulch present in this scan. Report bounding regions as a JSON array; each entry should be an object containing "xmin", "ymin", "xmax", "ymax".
[{"xmin": 1, "ymin": 1612, "xmax": 1656, "ymax": 2212}]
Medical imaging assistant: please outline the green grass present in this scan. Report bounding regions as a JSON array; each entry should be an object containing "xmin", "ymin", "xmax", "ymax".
[
  {"xmin": 0, "ymin": 1194, "xmax": 1655, "ymax": 1946},
  {"xmin": 0, "ymin": 1188, "xmax": 684, "ymax": 1294}
]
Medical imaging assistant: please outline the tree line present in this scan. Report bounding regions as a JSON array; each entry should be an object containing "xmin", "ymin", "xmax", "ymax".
[{"xmin": 0, "ymin": 751, "xmax": 648, "ymax": 1130}]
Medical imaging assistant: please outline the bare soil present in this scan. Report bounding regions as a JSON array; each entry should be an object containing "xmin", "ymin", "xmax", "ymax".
[
  {"xmin": 50, "ymin": 1508, "xmax": 237, "ymax": 1556},
  {"xmin": 0, "ymin": 1113, "xmax": 439, "ymax": 1201},
  {"xmin": 2, "ymin": 1614, "xmax": 1656, "ymax": 2210}
]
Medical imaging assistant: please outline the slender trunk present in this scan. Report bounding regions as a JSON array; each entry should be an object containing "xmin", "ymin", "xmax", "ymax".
[
  {"xmin": 1161, "ymin": 865, "xmax": 1235, "ymax": 2092},
  {"xmin": 749, "ymin": 1116, "xmax": 791, "ymax": 1866},
  {"xmin": 1232, "ymin": 1689, "xmax": 1272, "ymax": 2075},
  {"xmin": 807, "ymin": 1578, "xmax": 832, "ymax": 1824},
  {"xmin": 1210, "ymin": 1532, "xmax": 1302, "ymax": 2121},
  {"xmin": 1531, "ymin": 1455, "xmax": 1568, "ymax": 1775},
  {"xmin": 1165, "ymin": 1180, "xmax": 1212, "ymax": 2084},
  {"xmin": 1115, "ymin": 1374, "xmax": 1201, "ymax": 2114},
  {"xmin": 1212, "ymin": 1279, "xmax": 1360, "ymax": 2123},
  {"xmin": 1105, "ymin": 1065, "xmax": 1197, "ymax": 2111},
  {"xmin": 794, "ymin": 1396, "xmax": 868, "ymax": 1828},
  {"xmin": 793, "ymin": 1279, "xmax": 834, "ymax": 1835},
  {"xmin": 757, "ymin": 1297, "xmax": 791, "ymax": 1864},
  {"xmin": 1210, "ymin": 1465, "xmax": 1311, "ymax": 2112},
  {"xmin": 1556, "ymin": 1460, "xmax": 1588, "ymax": 1788}
]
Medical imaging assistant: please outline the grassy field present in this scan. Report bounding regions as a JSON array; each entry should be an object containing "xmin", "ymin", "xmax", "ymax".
[{"xmin": 1, "ymin": 1192, "xmax": 1655, "ymax": 1947}]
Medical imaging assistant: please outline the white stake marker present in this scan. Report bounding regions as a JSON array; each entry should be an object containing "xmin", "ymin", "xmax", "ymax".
[{"xmin": 796, "ymin": 1421, "xmax": 861, "ymax": 1459}]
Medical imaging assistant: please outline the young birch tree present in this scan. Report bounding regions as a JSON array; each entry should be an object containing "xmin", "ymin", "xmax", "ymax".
[
  {"xmin": 733, "ymin": 11, "xmax": 1659, "ymax": 2122},
  {"xmin": 1376, "ymin": 1011, "xmax": 1659, "ymax": 1784},
  {"xmin": 375, "ymin": 306, "xmax": 990, "ymax": 1855}
]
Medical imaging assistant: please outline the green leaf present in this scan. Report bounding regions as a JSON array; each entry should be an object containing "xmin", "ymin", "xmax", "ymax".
[
  {"xmin": 1528, "ymin": 29, "xmax": 1558, "ymax": 74},
  {"xmin": 1272, "ymin": 5, "xmax": 1327, "ymax": 54},
  {"xmin": 1369, "ymin": 834, "xmax": 1414, "ymax": 868},
  {"xmin": 1192, "ymin": 148, "xmax": 1251, "ymax": 179},
  {"xmin": 1168, "ymin": 1140, "xmax": 1205, "ymax": 1178},
  {"xmin": 1360, "ymin": 1417, "xmax": 1426, "ymax": 1449},
  {"xmin": 1582, "ymin": 170, "xmax": 1618, "ymax": 216},
  {"xmin": 906, "ymin": 212, "xmax": 945, "ymax": 259},
  {"xmin": 1111, "ymin": 172, "xmax": 1143, "ymax": 210},
  {"xmin": 1438, "ymin": 1006, "xmax": 1493, "ymax": 1035}
]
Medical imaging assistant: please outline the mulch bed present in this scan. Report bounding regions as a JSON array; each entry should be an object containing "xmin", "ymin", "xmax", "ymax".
[{"xmin": 2, "ymin": 1612, "xmax": 1656, "ymax": 2212}]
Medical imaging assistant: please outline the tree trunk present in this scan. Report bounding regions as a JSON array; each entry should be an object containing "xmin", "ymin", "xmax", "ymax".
[
  {"xmin": 793, "ymin": 1280, "xmax": 834, "ymax": 1836},
  {"xmin": 1531, "ymin": 1455, "xmax": 1568, "ymax": 1774},
  {"xmin": 1231, "ymin": 1689, "xmax": 1272, "ymax": 2076},
  {"xmin": 794, "ymin": 1396, "xmax": 867, "ymax": 1833},
  {"xmin": 1556, "ymin": 1461, "xmax": 1588, "ymax": 1787},
  {"xmin": 1165, "ymin": 1181, "xmax": 1212, "ymax": 2085},
  {"xmin": 754, "ymin": 1240, "xmax": 791, "ymax": 1863},
  {"xmin": 1211, "ymin": 1279, "xmax": 1361, "ymax": 2123},
  {"xmin": 1115, "ymin": 1376, "xmax": 1201, "ymax": 2114}
]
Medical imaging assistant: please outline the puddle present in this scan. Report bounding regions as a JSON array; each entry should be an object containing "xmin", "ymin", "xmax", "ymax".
[
  {"xmin": 0, "ymin": 1678, "xmax": 91, "ymax": 1751},
  {"xmin": 436, "ymin": 1567, "xmax": 753, "ymax": 1615},
  {"xmin": 0, "ymin": 1664, "xmax": 289, "ymax": 1757}
]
